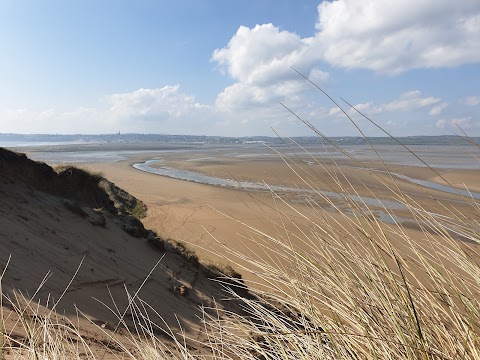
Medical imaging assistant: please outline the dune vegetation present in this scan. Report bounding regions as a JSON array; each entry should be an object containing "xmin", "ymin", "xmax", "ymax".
[{"xmin": 1, "ymin": 92, "xmax": 479, "ymax": 359}]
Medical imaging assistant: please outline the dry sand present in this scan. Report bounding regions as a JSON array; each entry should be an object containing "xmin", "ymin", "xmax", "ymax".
[
  {"xmin": 81, "ymin": 145, "xmax": 480, "ymax": 283},
  {"xmin": 0, "ymin": 148, "xmax": 251, "ymax": 358},
  {"xmin": 3, "ymin": 143, "xmax": 478, "ymax": 357}
]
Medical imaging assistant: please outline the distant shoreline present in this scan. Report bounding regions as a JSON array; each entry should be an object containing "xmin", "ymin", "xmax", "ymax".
[
  {"xmin": 1, "ymin": 133, "xmax": 478, "ymax": 147},
  {"xmin": 10, "ymin": 142, "xmax": 480, "ymax": 170}
]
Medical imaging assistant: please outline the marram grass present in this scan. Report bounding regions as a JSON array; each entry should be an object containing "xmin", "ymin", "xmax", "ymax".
[{"xmin": 1, "ymin": 125, "xmax": 479, "ymax": 358}]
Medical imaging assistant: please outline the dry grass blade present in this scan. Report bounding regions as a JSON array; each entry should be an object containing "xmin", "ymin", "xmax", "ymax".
[
  {"xmin": 197, "ymin": 75, "xmax": 480, "ymax": 359},
  {"xmin": 1, "ymin": 75, "xmax": 479, "ymax": 359},
  {"xmin": 0, "ymin": 255, "xmax": 11, "ymax": 360}
]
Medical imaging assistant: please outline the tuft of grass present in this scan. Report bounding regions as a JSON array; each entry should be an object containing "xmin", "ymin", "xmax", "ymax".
[
  {"xmin": 3, "ymin": 132, "xmax": 480, "ymax": 358},
  {"xmin": 55, "ymin": 165, "xmax": 149, "ymax": 220},
  {"xmin": 2, "ymin": 80, "xmax": 479, "ymax": 358},
  {"xmin": 0, "ymin": 256, "xmax": 198, "ymax": 359},
  {"xmin": 171, "ymin": 240, "xmax": 200, "ymax": 266},
  {"xmin": 0, "ymin": 256, "xmax": 8, "ymax": 360},
  {"xmin": 54, "ymin": 165, "xmax": 104, "ymax": 179},
  {"xmin": 197, "ymin": 78, "xmax": 480, "ymax": 359},
  {"xmin": 200, "ymin": 154, "xmax": 480, "ymax": 359},
  {"xmin": 131, "ymin": 202, "xmax": 148, "ymax": 219},
  {"xmin": 100, "ymin": 178, "xmax": 148, "ymax": 220}
]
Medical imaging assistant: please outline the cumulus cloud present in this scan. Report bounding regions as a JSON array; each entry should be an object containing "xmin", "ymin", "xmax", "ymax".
[
  {"xmin": 106, "ymin": 85, "xmax": 209, "ymax": 123},
  {"xmin": 329, "ymin": 91, "xmax": 442, "ymax": 118},
  {"xmin": 212, "ymin": 1, "xmax": 480, "ymax": 91},
  {"xmin": 211, "ymin": 23, "xmax": 328, "ymax": 112},
  {"xmin": 4, "ymin": 2, "xmax": 479, "ymax": 137},
  {"xmin": 436, "ymin": 116, "xmax": 477, "ymax": 129},
  {"xmin": 102, "ymin": 86, "xmax": 220, "ymax": 134},
  {"xmin": 212, "ymin": 24, "xmax": 307, "ymax": 85},
  {"xmin": 381, "ymin": 90, "xmax": 440, "ymax": 111},
  {"xmin": 0, "ymin": 86, "xmax": 217, "ymax": 135},
  {"xmin": 329, "ymin": 107, "xmax": 342, "ymax": 116},
  {"xmin": 209, "ymin": 1, "xmax": 479, "ymax": 132},
  {"xmin": 315, "ymin": 0, "xmax": 480, "ymax": 73},
  {"xmin": 0, "ymin": 85, "xmax": 294, "ymax": 136},
  {"xmin": 463, "ymin": 96, "xmax": 480, "ymax": 106},
  {"xmin": 429, "ymin": 102, "xmax": 448, "ymax": 116}
]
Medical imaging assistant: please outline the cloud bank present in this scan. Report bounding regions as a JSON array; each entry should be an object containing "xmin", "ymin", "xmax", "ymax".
[
  {"xmin": 206, "ymin": 0, "xmax": 480, "ymax": 134},
  {"xmin": 1, "ymin": 1, "xmax": 479, "ymax": 136},
  {"xmin": 315, "ymin": 0, "xmax": 480, "ymax": 74}
]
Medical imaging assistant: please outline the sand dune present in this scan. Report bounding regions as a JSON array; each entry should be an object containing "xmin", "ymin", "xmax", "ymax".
[
  {"xmin": 81, "ymin": 146, "xmax": 479, "ymax": 270},
  {"xmin": 0, "ymin": 147, "xmax": 247, "ymax": 358},
  {"xmin": 3, "ymin": 143, "xmax": 480, "ymax": 358}
]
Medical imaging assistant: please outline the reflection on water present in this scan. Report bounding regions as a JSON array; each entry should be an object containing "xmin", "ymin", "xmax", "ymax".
[
  {"xmin": 360, "ymin": 167, "xmax": 480, "ymax": 200},
  {"xmin": 135, "ymin": 160, "xmax": 266, "ymax": 189},
  {"xmin": 27, "ymin": 151, "xmax": 128, "ymax": 163},
  {"xmin": 0, "ymin": 141, "xmax": 83, "ymax": 148},
  {"xmin": 134, "ymin": 159, "xmax": 480, "ymax": 202},
  {"xmin": 14, "ymin": 143, "xmax": 479, "ymax": 170},
  {"xmin": 133, "ymin": 160, "xmax": 407, "ymax": 211},
  {"xmin": 312, "ymin": 145, "xmax": 480, "ymax": 169},
  {"xmin": 133, "ymin": 158, "xmax": 480, "ymax": 224},
  {"xmin": 25, "ymin": 150, "xmax": 165, "ymax": 163},
  {"xmin": 4, "ymin": 141, "xmax": 476, "ymax": 225},
  {"xmin": 391, "ymin": 172, "xmax": 480, "ymax": 200}
]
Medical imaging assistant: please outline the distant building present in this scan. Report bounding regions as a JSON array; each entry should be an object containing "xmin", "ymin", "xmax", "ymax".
[{"xmin": 243, "ymin": 140, "xmax": 265, "ymax": 144}]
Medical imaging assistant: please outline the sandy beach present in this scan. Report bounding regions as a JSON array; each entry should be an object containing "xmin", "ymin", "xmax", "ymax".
[
  {"xmin": 13, "ymin": 141, "xmax": 479, "ymax": 285},
  {"xmin": 2, "ymin": 142, "xmax": 479, "ymax": 358},
  {"xmin": 46, "ymin": 143, "xmax": 476, "ymax": 282}
]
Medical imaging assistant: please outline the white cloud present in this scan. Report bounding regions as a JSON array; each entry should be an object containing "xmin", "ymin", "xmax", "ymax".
[
  {"xmin": 212, "ymin": 24, "xmax": 307, "ymax": 85},
  {"xmin": 212, "ymin": 0, "xmax": 480, "ymax": 114},
  {"xmin": 106, "ymin": 85, "xmax": 208, "ymax": 121},
  {"xmin": 381, "ymin": 90, "xmax": 440, "ymax": 112},
  {"xmin": 211, "ymin": 23, "xmax": 329, "ymax": 113},
  {"xmin": 315, "ymin": 0, "xmax": 480, "ymax": 74},
  {"xmin": 3, "ymin": 2, "xmax": 479, "ymax": 137},
  {"xmin": 463, "ymin": 96, "xmax": 480, "ymax": 106},
  {"xmin": 329, "ymin": 91, "xmax": 442, "ymax": 119},
  {"xmin": 103, "ymin": 86, "xmax": 218, "ymax": 134},
  {"xmin": 336, "ymin": 102, "xmax": 378, "ymax": 117},
  {"xmin": 215, "ymin": 80, "xmax": 310, "ymax": 112},
  {"xmin": 329, "ymin": 107, "xmax": 342, "ymax": 116},
  {"xmin": 350, "ymin": 102, "xmax": 373, "ymax": 113},
  {"xmin": 0, "ymin": 86, "xmax": 216, "ymax": 135},
  {"xmin": 309, "ymin": 68, "xmax": 330, "ymax": 83},
  {"xmin": 0, "ymin": 106, "xmax": 109, "ymax": 134},
  {"xmin": 429, "ymin": 102, "xmax": 448, "ymax": 116},
  {"xmin": 0, "ymin": 85, "xmax": 293, "ymax": 136},
  {"xmin": 208, "ymin": 1, "xmax": 480, "ymax": 133},
  {"xmin": 323, "ymin": 92, "xmax": 453, "ymax": 136},
  {"xmin": 436, "ymin": 116, "xmax": 477, "ymax": 129}
]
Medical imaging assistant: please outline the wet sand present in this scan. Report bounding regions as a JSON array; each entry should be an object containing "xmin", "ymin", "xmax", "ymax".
[
  {"xmin": 5, "ymin": 142, "xmax": 477, "ymax": 356},
  {"xmin": 48, "ymin": 143, "xmax": 478, "ymax": 281}
]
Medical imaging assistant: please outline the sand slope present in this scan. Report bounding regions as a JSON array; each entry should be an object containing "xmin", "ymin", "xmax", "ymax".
[{"xmin": 0, "ymin": 148, "xmax": 244, "ymax": 357}]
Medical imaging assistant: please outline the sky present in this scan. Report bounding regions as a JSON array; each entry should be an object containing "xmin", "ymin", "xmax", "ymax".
[{"xmin": 0, "ymin": 0, "xmax": 479, "ymax": 137}]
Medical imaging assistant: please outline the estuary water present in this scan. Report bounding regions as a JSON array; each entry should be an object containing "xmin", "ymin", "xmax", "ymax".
[
  {"xmin": 8, "ymin": 143, "xmax": 480, "ymax": 169},
  {"xmin": 133, "ymin": 159, "xmax": 480, "ymax": 202},
  {"xmin": 8, "ymin": 142, "xmax": 479, "ymax": 224},
  {"xmin": 14, "ymin": 143, "xmax": 480, "ymax": 201}
]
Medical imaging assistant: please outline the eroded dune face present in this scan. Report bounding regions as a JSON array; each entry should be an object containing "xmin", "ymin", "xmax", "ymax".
[{"xmin": 0, "ymin": 147, "xmax": 247, "ymax": 357}]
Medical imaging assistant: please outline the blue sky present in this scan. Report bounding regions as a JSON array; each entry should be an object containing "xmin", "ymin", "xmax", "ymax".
[{"xmin": 1, "ymin": 0, "xmax": 479, "ymax": 137}]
